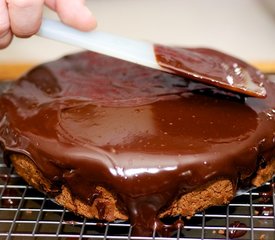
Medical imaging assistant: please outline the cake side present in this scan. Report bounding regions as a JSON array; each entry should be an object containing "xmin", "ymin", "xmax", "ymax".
[
  {"xmin": 10, "ymin": 153, "xmax": 275, "ymax": 221},
  {"xmin": 10, "ymin": 154, "xmax": 128, "ymax": 221}
]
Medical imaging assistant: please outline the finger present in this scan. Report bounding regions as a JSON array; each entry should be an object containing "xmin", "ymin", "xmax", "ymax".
[
  {"xmin": 6, "ymin": 0, "xmax": 44, "ymax": 38},
  {"xmin": 0, "ymin": 0, "xmax": 13, "ymax": 48},
  {"xmin": 0, "ymin": 30, "xmax": 13, "ymax": 49},
  {"xmin": 44, "ymin": 0, "xmax": 55, "ymax": 10},
  {"xmin": 53, "ymin": 0, "xmax": 97, "ymax": 31}
]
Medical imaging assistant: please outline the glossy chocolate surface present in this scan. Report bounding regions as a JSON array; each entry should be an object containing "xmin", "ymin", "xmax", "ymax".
[
  {"xmin": 154, "ymin": 45, "xmax": 267, "ymax": 97},
  {"xmin": 0, "ymin": 52, "xmax": 274, "ymax": 235}
]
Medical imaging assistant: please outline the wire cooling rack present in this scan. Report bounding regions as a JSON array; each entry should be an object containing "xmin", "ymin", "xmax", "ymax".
[{"xmin": 0, "ymin": 154, "xmax": 274, "ymax": 240}]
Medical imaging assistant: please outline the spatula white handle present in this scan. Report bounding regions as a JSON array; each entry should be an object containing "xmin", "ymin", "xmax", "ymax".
[{"xmin": 38, "ymin": 18, "xmax": 161, "ymax": 70}]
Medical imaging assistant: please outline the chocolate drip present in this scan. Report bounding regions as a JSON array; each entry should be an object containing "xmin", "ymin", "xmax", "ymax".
[
  {"xmin": 227, "ymin": 221, "xmax": 248, "ymax": 239},
  {"xmin": 255, "ymin": 183, "xmax": 274, "ymax": 216},
  {"xmin": 0, "ymin": 171, "xmax": 20, "ymax": 208},
  {"xmin": 0, "ymin": 188, "xmax": 20, "ymax": 208},
  {"xmin": 0, "ymin": 51, "xmax": 274, "ymax": 236}
]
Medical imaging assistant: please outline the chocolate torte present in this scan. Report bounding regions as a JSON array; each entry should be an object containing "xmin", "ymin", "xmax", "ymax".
[{"xmin": 0, "ymin": 51, "xmax": 274, "ymax": 236}]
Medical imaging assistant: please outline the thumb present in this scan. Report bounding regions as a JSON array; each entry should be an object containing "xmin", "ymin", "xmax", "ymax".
[{"xmin": 45, "ymin": 0, "xmax": 97, "ymax": 31}]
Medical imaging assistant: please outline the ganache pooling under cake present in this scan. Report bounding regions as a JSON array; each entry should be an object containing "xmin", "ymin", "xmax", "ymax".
[{"xmin": 0, "ymin": 51, "xmax": 274, "ymax": 236}]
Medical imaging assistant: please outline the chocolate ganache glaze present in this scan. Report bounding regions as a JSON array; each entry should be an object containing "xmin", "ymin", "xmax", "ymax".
[{"xmin": 0, "ymin": 51, "xmax": 275, "ymax": 235}]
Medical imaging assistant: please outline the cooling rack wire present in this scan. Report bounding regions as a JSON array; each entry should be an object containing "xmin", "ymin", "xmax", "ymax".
[{"xmin": 0, "ymin": 155, "xmax": 274, "ymax": 240}]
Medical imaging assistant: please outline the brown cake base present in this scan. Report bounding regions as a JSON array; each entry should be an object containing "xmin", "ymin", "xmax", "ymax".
[{"xmin": 10, "ymin": 153, "xmax": 275, "ymax": 222}]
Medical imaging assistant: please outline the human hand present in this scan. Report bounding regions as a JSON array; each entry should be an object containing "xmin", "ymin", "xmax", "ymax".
[{"xmin": 0, "ymin": 0, "xmax": 97, "ymax": 49}]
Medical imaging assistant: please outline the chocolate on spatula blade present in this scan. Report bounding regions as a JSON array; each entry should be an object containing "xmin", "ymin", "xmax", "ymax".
[{"xmin": 154, "ymin": 44, "xmax": 267, "ymax": 98}]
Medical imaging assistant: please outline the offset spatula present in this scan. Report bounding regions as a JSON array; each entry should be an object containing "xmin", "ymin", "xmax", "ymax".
[{"xmin": 38, "ymin": 18, "xmax": 266, "ymax": 98}]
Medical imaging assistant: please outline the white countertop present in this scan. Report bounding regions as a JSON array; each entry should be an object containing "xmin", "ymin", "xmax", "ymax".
[{"xmin": 1, "ymin": 0, "xmax": 275, "ymax": 64}]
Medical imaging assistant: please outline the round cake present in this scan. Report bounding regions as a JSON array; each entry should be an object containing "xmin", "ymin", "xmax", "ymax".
[{"xmin": 0, "ymin": 51, "xmax": 274, "ymax": 236}]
